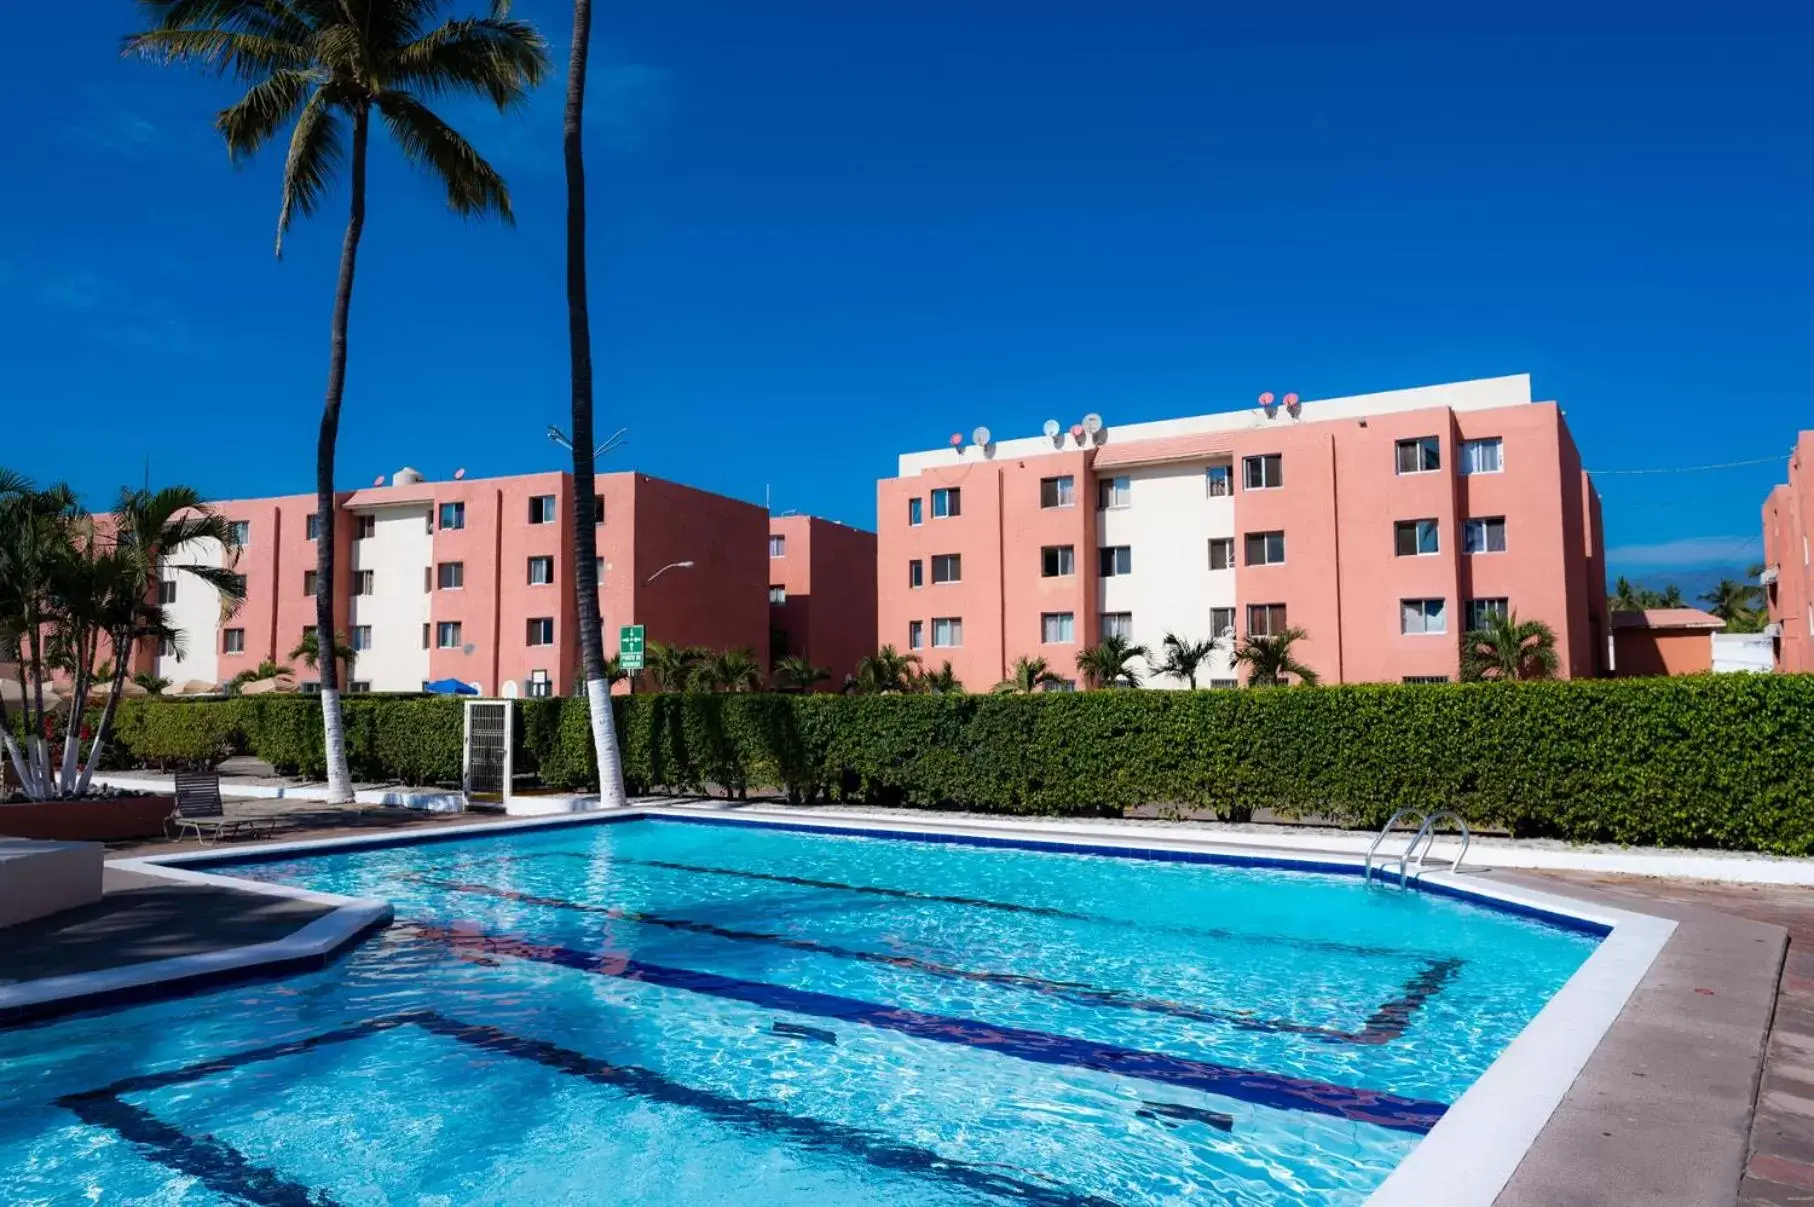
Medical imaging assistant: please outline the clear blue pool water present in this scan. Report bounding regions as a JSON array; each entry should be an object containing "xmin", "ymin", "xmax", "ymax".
[{"xmin": 0, "ymin": 818, "xmax": 1599, "ymax": 1205}]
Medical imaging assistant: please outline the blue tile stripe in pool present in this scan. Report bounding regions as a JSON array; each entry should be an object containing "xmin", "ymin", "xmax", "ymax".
[
  {"xmin": 408, "ymin": 923, "xmax": 1451, "ymax": 1135},
  {"xmin": 410, "ymin": 874, "xmax": 1462, "ymax": 1046},
  {"xmin": 61, "ymin": 1011, "xmax": 1121, "ymax": 1207}
]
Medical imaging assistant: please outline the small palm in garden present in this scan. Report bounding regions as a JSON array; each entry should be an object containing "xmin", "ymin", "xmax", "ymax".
[
  {"xmin": 1156, "ymin": 632, "xmax": 1216, "ymax": 689},
  {"xmin": 854, "ymin": 646, "xmax": 920, "ymax": 694},
  {"xmin": 1075, "ymin": 635, "xmax": 1148, "ymax": 689},
  {"xmin": 994, "ymin": 655, "xmax": 1063, "ymax": 694},
  {"xmin": 1459, "ymin": 612, "xmax": 1559, "ymax": 682},
  {"xmin": 1232, "ymin": 627, "xmax": 1319, "ymax": 687},
  {"xmin": 772, "ymin": 656, "xmax": 830, "ymax": 693}
]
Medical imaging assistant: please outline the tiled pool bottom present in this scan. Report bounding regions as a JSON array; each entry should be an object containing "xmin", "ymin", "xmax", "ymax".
[{"xmin": 0, "ymin": 818, "xmax": 1601, "ymax": 1204}]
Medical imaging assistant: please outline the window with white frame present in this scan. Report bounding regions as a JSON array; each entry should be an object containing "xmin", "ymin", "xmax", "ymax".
[
  {"xmin": 1394, "ymin": 519, "xmax": 1440, "ymax": 556},
  {"xmin": 438, "ymin": 501, "xmax": 465, "ymax": 530},
  {"xmin": 528, "ymin": 495, "xmax": 556, "ymax": 525},
  {"xmin": 527, "ymin": 556, "xmax": 555, "ymax": 585},
  {"xmin": 909, "ymin": 559, "xmax": 923, "ymax": 589},
  {"xmin": 1208, "ymin": 538, "xmax": 1234, "ymax": 571},
  {"xmin": 1100, "ymin": 612, "xmax": 1133, "ymax": 639},
  {"xmin": 931, "ymin": 488, "xmax": 961, "ymax": 518},
  {"xmin": 437, "ymin": 562, "xmax": 463, "ymax": 590},
  {"xmin": 436, "ymin": 621, "xmax": 462, "ymax": 648},
  {"xmin": 1205, "ymin": 465, "xmax": 1232, "ymax": 497},
  {"xmin": 527, "ymin": 669, "xmax": 553, "ymax": 698},
  {"xmin": 158, "ymin": 579, "xmax": 177, "ymax": 604},
  {"xmin": 1243, "ymin": 531, "xmax": 1285, "ymax": 566},
  {"xmin": 1401, "ymin": 598, "xmax": 1447, "ymax": 634},
  {"xmin": 1464, "ymin": 516, "xmax": 1507, "ymax": 554},
  {"xmin": 1209, "ymin": 678, "xmax": 1238, "ymax": 690},
  {"xmin": 768, "ymin": 585, "xmax": 786, "ymax": 605},
  {"xmin": 157, "ymin": 636, "xmax": 173, "ymax": 658},
  {"xmin": 223, "ymin": 628, "xmax": 245, "ymax": 654},
  {"xmin": 305, "ymin": 513, "xmax": 320, "ymax": 540},
  {"xmin": 908, "ymin": 620, "xmax": 924, "ymax": 649},
  {"xmin": 422, "ymin": 623, "xmax": 430, "ymax": 650},
  {"xmin": 1403, "ymin": 675, "xmax": 1450, "ymax": 684},
  {"xmin": 1465, "ymin": 597, "xmax": 1509, "ymax": 632},
  {"xmin": 1395, "ymin": 436, "xmax": 1441, "ymax": 474},
  {"xmin": 931, "ymin": 553, "xmax": 962, "ymax": 583},
  {"xmin": 303, "ymin": 570, "xmax": 318, "ymax": 596},
  {"xmin": 1210, "ymin": 607, "xmax": 1235, "ymax": 639},
  {"xmin": 1247, "ymin": 603, "xmax": 1287, "ymax": 636},
  {"xmin": 228, "ymin": 520, "xmax": 250, "ymax": 546},
  {"xmin": 931, "ymin": 617, "xmax": 962, "ymax": 647},
  {"xmin": 1041, "ymin": 545, "xmax": 1074, "ymax": 577},
  {"xmin": 1041, "ymin": 612, "xmax": 1075, "ymax": 644},
  {"xmin": 1097, "ymin": 476, "xmax": 1131, "ymax": 509},
  {"xmin": 352, "ymin": 570, "xmax": 374, "ymax": 595},
  {"xmin": 1460, "ymin": 437, "xmax": 1503, "ymax": 475},
  {"xmin": 908, "ymin": 497, "xmax": 923, "ymax": 526},
  {"xmin": 352, "ymin": 625, "xmax": 372, "ymax": 651},
  {"xmin": 1098, "ymin": 546, "xmax": 1132, "ymax": 577},
  {"xmin": 349, "ymin": 681, "xmax": 371, "ymax": 693},
  {"xmin": 527, "ymin": 617, "xmax": 554, "ymax": 646},
  {"xmin": 1242, "ymin": 454, "xmax": 1283, "ymax": 490},
  {"xmin": 769, "ymin": 534, "xmax": 786, "ymax": 558},
  {"xmin": 1047, "ymin": 678, "xmax": 1078, "ymax": 692},
  {"xmin": 1039, "ymin": 476, "xmax": 1074, "ymax": 508},
  {"xmin": 355, "ymin": 515, "xmax": 375, "ymax": 540}
]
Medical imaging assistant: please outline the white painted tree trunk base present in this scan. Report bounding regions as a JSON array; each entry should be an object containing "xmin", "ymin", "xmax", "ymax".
[
  {"xmin": 320, "ymin": 688, "xmax": 354, "ymax": 804},
  {"xmin": 587, "ymin": 678, "xmax": 627, "ymax": 808}
]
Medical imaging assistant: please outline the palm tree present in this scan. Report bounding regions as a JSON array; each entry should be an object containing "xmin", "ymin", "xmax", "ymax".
[
  {"xmin": 1156, "ymin": 632, "xmax": 1216, "ymax": 689},
  {"xmin": 993, "ymin": 655, "xmax": 1062, "ymax": 694},
  {"xmin": 1700, "ymin": 579, "xmax": 1761, "ymax": 626},
  {"xmin": 132, "ymin": 671, "xmax": 172, "ymax": 696},
  {"xmin": 228, "ymin": 659, "xmax": 294, "ymax": 694},
  {"xmin": 289, "ymin": 630, "xmax": 357, "ymax": 684},
  {"xmin": 1657, "ymin": 583, "xmax": 1685, "ymax": 607},
  {"xmin": 916, "ymin": 661, "xmax": 964, "ymax": 695},
  {"xmin": 127, "ymin": 0, "xmax": 549, "ymax": 803},
  {"xmin": 1610, "ymin": 576, "xmax": 1645, "ymax": 612},
  {"xmin": 1460, "ymin": 611, "xmax": 1559, "ymax": 682},
  {"xmin": 1232, "ymin": 627, "xmax": 1319, "ymax": 686},
  {"xmin": 1075, "ymin": 635, "xmax": 1148, "ymax": 689},
  {"xmin": 642, "ymin": 642, "xmax": 704, "ymax": 693},
  {"xmin": 772, "ymin": 655, "xmax": 830, "ymax": 693},
  {"xmin": 853, "ymin": 645, "xmax": 920, "ymax": 694},
  {"xmin": 691, "ymin": 648, "xmax": 764, "ymax": 693}
]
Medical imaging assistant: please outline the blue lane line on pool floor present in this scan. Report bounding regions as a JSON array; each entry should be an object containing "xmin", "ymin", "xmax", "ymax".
[
  {"xmin": 408, "ymin": 923, "xmax": 1450, "ymax": 1135},
  {"xmin": 407, "ymin": 874, "xmax": 1459, "ymax": 1046},
  {"xmin": 61, "ymin": 1011, "xmax": 1121, "ymax": 1207}
]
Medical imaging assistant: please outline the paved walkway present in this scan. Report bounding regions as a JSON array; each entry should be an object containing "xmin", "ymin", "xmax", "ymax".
[{"xmin": 106, "ymin": 796, "xmax": 527, "ymax": 859}]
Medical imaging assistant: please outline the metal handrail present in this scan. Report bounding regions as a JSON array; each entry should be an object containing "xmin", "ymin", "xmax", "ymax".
[
  {"xmin": 1364, "ymin": 809, "xmax": 1428, "ymax": 884},
  {"xmin": 1399, "ymin": 811, "xmax": 1472, "ymax": 887}
]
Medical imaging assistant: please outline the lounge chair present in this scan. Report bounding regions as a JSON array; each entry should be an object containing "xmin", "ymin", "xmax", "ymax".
[{"xmin": 166, "ymin": 769, "xmax": 281, "ymax": 844}]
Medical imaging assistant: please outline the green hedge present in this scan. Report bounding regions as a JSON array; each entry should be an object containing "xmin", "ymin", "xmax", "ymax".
[{"xmin": 89, "ymin": 676, "xmax": 1814, "ymax": 854}]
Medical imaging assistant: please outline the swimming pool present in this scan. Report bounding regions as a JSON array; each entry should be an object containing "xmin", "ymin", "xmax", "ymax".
[{"xmin": 0, "ymin": 815, "xmax": 1606, "ymax": 1205}]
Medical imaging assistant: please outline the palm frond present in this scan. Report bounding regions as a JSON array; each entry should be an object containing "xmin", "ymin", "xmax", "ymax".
[
  {"xmin": 121, "ymin": 28, "xmax": 312, "ymax": 78},
  {"xmin": 275, "ymin": 88, "xmax": 342, "ymax": 255},
  {"xmin": 389, "ymin": 17, "xmax": 549, "ymax": 107},
  {"xmin": 374, "ymin": 90, "xmax": 512, "ymax": 220},
  {"xmin": 132, "ymin": 0, "xmax": 313, "ymax": 38},
  {"xmin": 218, "ymin": 69, "xmax": 315, "ymax": 161}
]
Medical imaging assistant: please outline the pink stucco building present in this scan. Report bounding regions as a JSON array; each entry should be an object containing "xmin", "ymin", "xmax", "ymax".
[
  {"xmin": 153, "ymin": 469, "xmax": 773, "ymax": 696},
  {"xmin": 878, "ymin": 375, "xmax": 1608, "ymax": 689},
  {"xmin": 767, "ymin": 515, "xmax": 878, "ymax": 687},
  {"xmin": 1762, "ymin": 432, "xmax": 1814, "ymax": 673}
]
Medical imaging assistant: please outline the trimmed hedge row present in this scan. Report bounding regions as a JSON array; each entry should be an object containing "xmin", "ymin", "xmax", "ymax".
[{"xmin": 92, "ymin": 675, "xmax": 1814, "ymax": 854}]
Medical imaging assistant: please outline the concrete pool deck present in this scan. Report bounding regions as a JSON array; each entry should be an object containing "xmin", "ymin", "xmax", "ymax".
[{"xmin": 1, "ymin": 802, "xmax": 1807, "ymax": 1204}]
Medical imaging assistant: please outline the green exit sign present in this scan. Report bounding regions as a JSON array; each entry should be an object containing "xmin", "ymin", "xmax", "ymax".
[{"xmin": 619, "ymin": 624, "xmax": 646, "ymax": 670}]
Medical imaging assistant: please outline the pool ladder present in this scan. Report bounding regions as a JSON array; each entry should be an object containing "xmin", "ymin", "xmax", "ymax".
[{"xmin": 1364, "ymin": 809, "xmax": 1471, "ymax": 888}]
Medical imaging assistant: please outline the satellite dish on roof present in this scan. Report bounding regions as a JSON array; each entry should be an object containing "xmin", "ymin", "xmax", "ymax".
[
  {"xmin": 972, "ymin": 426, "xmax": 992, "ymax": 447},
  {"xmin": 1082, "ymin": 413, "xmax": 1104, "ymax": 435},
  {"xmin": 453, "ymin": 467, "xmax": 466, "ymax": 480},
  {"xmin": 372, "ymin": 475, "xmax": 385, "ymax": 486},
  {"xmin": 1042, "ymin": 419, "xmax": 1060, "ymax": 439}
]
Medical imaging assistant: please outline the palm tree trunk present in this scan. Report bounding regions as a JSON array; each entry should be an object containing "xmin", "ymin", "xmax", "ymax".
[
  {"xmin": 76, "ymin": 632, "xmax": 134, "ymax": 795},
  {"xmin": 314, "ymin": 106, "xmax": 369, "ymax": 805},
  {"xmin": 564, "ymin": 0, "xmax": 627, "ymax": 808}
]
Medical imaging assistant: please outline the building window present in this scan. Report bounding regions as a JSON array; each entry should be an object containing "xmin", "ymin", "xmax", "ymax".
[
  {"xmin": 425, "ymin": 512, "xmax": 434, "ymax": 535},
  {"xmin": 348, "ymin": 681, "xmax": 371, "ymax": 693},
  {"xmin": 1097, "ymin": 476, "xmax": 1131, "ymax": 509},
  {"xmin": 527, "ymin": 618, "xmax": 554, "ymax": 646},
  {"xmin": 1394, "ymin": 519, "xmax": 1441, "ymax": 557},
  {"xmin": 595, "ymin": 557, "xmax": 605, "ymax": 584},
  {"xmin": 528, "ymin": 495, "xmax": 556, "ymax": 525},
  {"xmin": 909, "ymin": 559, "xmax": 924, "ymax": 589},
  {"xmin": 157, "ymin": 579, "xmax": 177, "ymax": 604},
  {"xmin": 908, "ymin": 497, "xmax": 923, "ymax": 526},
  {"xmin": 1100, "ymin": 612, "xmax": 1133, "ymax": 640},
  {"xmin": 437, "ymin": 622, "xmax": 463, "ymax": 649},
  {"xmin": 931, "ymin": 553, "xmax": 962, "ymax": 584},
  {"xmin": 1247, "ymin": 603, "xmax": 1287, "ymax": 637},
  {"xmin": 1099, "ymin": 546, "xmax": 1132, "ymax": 577},
  {"xmin": 352, "ymin": 570, "xmax": 374, "ymax": 595},
  {"xmin": 931, "ymin": 617, "xmax": 963, "ymax": 647},
  {"xmin": 439, "ymin": 501, "xmax": 465, "ymax": 530},
  {"xmin": 352, "ymin": 625, "xmax": 372, "ymax": 651},
  {"xmin": 1208, "ymin": 538, "xmax": 1235, "ymax": 571},
  {"xmin": 305, "ymin": 513, "xmax": 320, "ymax": 540},
  {"xmin": 157, "ymin": 636, "xmax": 173, "ymax": 658},
  {"xmin": 303, "ymin": 570, "xmax": 318, "ymax": 596},
  {"xmin": 769, "ymin": 534, "xmax": 786, "ymax": 558},
  {"xmin": 528, "ymin": 556, "xmax": 554, "ymax": 585},
  {"xmin": 423, "ymin": 566, "xmax": 432, "ymax": 593},
  {"xmin": 1242, "ymin": 454, "xmax": 1283, "ymax": 490},
  {"xmin": 1401, "ymin": 598, "xmax": 1448, "ymax": 635},
  {"xmin": 1048, "ymin": 679, "xmax": 1078, "ymax": 692},
  {"xmin": 1404, "ymin": 675, "xmax": 1450, "ymax": 684},
  {"xmin": 1041, "ymin": 612, "xmax": 1075, "ymax": 644},
  {"xmin": 1465, "ymin": 597, "xmax": 1510, "ymax": 632},
  {"xmin": 908, "ymin": 620, "xmax": 924, "ymax": 649},
  {"xmin": 527, "ymin": 669, "xmax": 553, "ymax": 698},
  {"xmin": 437, "ymin": 562, "xmax": 463, "ymax": 590},
  {"xmin": 1395, "ymin": 436, "xmax": 1441, "ymax": 474},
  {"xmin": 1206, "ymin": 465, "xmax": 1232, "ymax": 497},
  {"xmin": 931, "ymin": 488, "xmax": 961, "ymax": 518},
  {"xmin": 1209, "ymin": 678, "xmax": 1239, "ymax": 690},
  {"xmin": 422, "ymin": 623, "xmax": 430, "ymax": 650},
  {"xmin": 1460, "ymin": 437, "xmax": 1503, "ymax": 475},
  {"xmin": 223, "ymin": 628, "xmax": 245, "ymax": 654},
  {"xmin": 593, "ymin": 495, "xmax": 605, "ymax": 525},
  {"xmin": 1464, "ymin": 516, "xmax": 1507, "ymax": 554},
  {"xmin": 1210, "ymin": 607, "xmax": 1236, "ymax": 639},
  {"xmin": 355, "ymin": 514, "xmax": 376, "ymax": 540},
  {"xmin": 1244, "ymin": 531, "xmax": 1286, "ymax": 566},
  {"xmin": 1040, "ymin": 476, "xmax": 1075, "ymax": 508},
  {"xmin": 1041, "ymin": 545, "xmax": 1075, "ymax": 577},
  {"xmin": 769, "ymin": 585, "xmax": 786, "ymax": 605},
  {"xmin": 227, "ymin": 520, "xmax": 250, "ymax": 546}
]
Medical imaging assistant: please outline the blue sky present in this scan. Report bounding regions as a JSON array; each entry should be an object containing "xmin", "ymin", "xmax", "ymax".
[{"xmin": 3, "ymin": 2, "xmax": 1808, "ymax": 587}]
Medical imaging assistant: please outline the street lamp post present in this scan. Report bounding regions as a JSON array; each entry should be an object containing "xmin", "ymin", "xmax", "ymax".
[{"xmin": 645, "ymin": 560, "xmax": 695, "ymax": 585}]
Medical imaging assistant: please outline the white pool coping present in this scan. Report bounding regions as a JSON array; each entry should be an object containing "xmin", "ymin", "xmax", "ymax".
[{"xmin": 11, "ymin": 805, "xmax": 1678, "ymax": 1206}]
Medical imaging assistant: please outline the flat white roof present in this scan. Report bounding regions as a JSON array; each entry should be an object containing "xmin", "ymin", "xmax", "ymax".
[{"xmin": 896, "ymin": 374, "xmax": 1534, "ymax": 477}]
